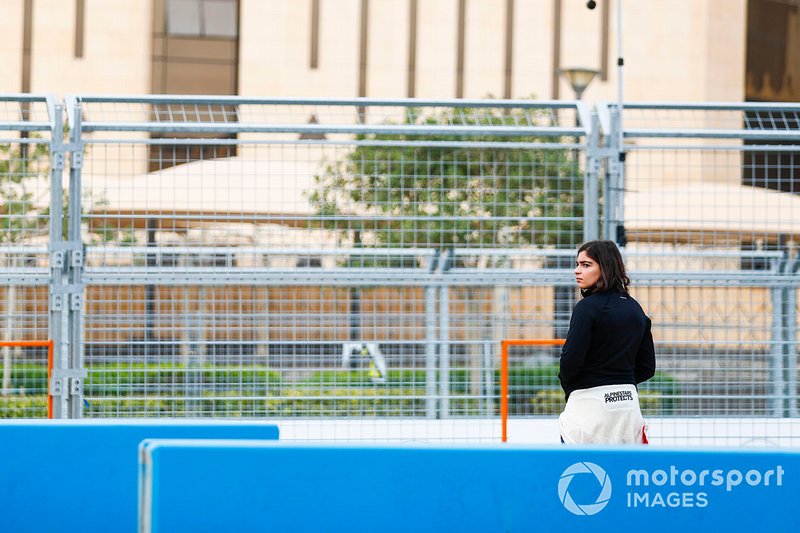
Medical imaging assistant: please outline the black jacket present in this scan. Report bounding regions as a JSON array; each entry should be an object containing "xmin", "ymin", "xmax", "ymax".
[{"xmin": 558, "ymin": 289, "xmax": 656, "ymax": 400}]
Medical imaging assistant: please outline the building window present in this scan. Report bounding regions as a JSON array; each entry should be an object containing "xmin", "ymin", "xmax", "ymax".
[
  {"xmin": 186, "ymin": 252, "xmax": 237, "ymax": 267},
  {"xmin": 166, "ymin": 0, "xmax": 238, "ymax": 38},
  {"xmin": 740, "ymin": 238, "xmax": 784, "ymax": 271},
  {"xmin": 148, "ymin": 137, "xmax": 238, "ymax": 173},
  {"xmin": 744, "ymin": 0, "xmax": 800, "ymax": 196},
  {"xmin": 296, "ymin": 256, "xmax": 322, "ymax": 268},
  {"xmin": 742, "ymin": 110, "xmax": 800, "ymax": 195},
  {"xmin": 152, "ymin": 0, "xmax": 240, "ymax": 171}
]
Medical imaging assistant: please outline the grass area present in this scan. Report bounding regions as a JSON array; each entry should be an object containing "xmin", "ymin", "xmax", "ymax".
[{"xmin": 0, "ymin": 362, "xmax": 679, "ymax": 418}]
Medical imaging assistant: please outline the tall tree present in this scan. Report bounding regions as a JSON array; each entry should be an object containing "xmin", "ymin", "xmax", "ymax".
[
  {"xmin": 309, "ymin": 105, "xmax": 584, "ymax": 396},
  {"xmin": 309, "ymin": 105, "xmax": 583, "ymax": 260}
]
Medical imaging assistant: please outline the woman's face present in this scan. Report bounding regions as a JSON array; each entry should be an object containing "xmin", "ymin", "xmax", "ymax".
[{"xmin": 575, "ymin": 250, "xmax": 601, "ymax": 290}]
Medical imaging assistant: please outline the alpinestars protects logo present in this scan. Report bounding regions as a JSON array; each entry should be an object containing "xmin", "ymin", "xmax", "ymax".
[{"xmin": 558, "ymin": 462, "xmax": 612, "ymax": 515}]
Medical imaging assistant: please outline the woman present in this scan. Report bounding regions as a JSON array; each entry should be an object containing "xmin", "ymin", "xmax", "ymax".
[{"xmin": 558, "ymin": 240, "xmax": 656, "ymax": 444}]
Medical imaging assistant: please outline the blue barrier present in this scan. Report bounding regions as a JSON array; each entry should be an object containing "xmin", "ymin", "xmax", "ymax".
[
  {"xmin": 139, "ymin": 441, "xmax": 800, "ymax": 533},
  {"xmin": 0, "ymin": 420, "xmax": 278, "ymax": 533}
]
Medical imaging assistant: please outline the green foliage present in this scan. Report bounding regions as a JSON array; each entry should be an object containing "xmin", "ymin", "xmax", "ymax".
[
  {"xmin": 264, "ymin": 388, "xmax": 427, "ymax": 417},
  {"xmin": 516, "ymin": 389, "xmax": 669, "ymax": 416},
  {"xmin": 84, "ymin": 363, "xmax": 283, "ymax": 396},
  {"xmin": 304, "ymin": 369, "xmax": 428, "ymax": 387},
  {"xmin": 0, "ymin": 363, "xmax": 49, "ymax": 393},
  {"xmin": 501, "ymin": 364, "xmax": 680, "ymax": 416},
  {"xmin": 84, "ymin": 194, "xmax": 138, "ymax": 245},
  {"xmin": 0, "ymin": 363, "xmax": 679, "ymax": 418},
  {"xmin": 76, "ymin": 388, "xmax": 431, "ymax": 418},
  {"xmin": 0, "ymin": 395, "xmax": 47, "ymax": 418},
  {"xmin": 637, "ymin": 371, "xmax": 680, "ymax": 414},
  {"xmin": 0, "ymin": 138, "xmax": 137, "ymax": 245},
  {"xmin": 308, "ymin": 105, "xmax": 583, "ymax": 257},
  {"xmin": 0, "ymin": 141, "xmax": 50, "ymax": 243}
]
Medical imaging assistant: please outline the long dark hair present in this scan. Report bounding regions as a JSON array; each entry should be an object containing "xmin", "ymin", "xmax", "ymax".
[{"xmin": 577, "ymin": 240, "xmax": 630, "ymax": 295}]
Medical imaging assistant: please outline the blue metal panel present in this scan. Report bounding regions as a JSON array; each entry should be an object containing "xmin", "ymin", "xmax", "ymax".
[
  {"xmin": 0, "ymin": 420, "xmax": 278, "ymax": 533},
  {"xmin": 140, "ymin": 442, "xmax": 800, "ymax": 533}
]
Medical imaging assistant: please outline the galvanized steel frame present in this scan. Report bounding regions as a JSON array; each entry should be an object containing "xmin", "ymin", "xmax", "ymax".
[{"xmin": 0, "ymin": 94, "xmax": 797, "ymax": 425}]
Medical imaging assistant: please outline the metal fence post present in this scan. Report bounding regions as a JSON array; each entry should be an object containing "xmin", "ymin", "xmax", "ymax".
[
  {"xmin": 38, "ymin": 95, "xmax": 800, "ymax": 443},
  {"xmin": 604, "ymin": 106, "xmax": 625, "ymax": 243},
  {"xmin": 785, "ymin": 251, "xmax": 799, "ymax": 417},
  {"xmin": 769, "ymin": 257, "xmax": 786, "ymax": 416},
  {"xmin": 786, "ymin": 283, "xmax": 797, "ymax": 417},
  {"xmin": 439, "ymin": 284, "xmax": 450, "ymax": 419},
  {"xmin": 48, "ymin": 103, "xmax": 69, "ymax": 419},
  {"xmin": 583, "ymin": 112, "xmax": 601, "ymax": 242},
  {"xmin": 438, "ymin": 250, "xmax": 452, "ymax": 419},
  {"xmin": 425, "ymin": 283, "xmax": 437, "ymax": 419},
  {"xmin": 67, "ymin": 101, "xmax": 87, "ymax": 418}
]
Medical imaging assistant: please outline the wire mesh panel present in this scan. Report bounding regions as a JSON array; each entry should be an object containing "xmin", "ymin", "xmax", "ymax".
[
  {"xmin": 607, "ymin": 103, "xmax": 800, "ymax": 445},
  {"xmin": 617, "ymin": 102, "xmax": 800, "ymax": 248},
  {"xmin": 16, "ymin": 96, "xmax": 791, "ymax": 445},
  {"xmin": 0, "ymin": 95, "xmax": 54, "ymax": 418},
  {"xmin": 67, "ymin": 96, "xmax": 588, "ymax": 441},
  {"xmin": 635, "ymin": 283, "xmax": 770, "ymax": 414}
]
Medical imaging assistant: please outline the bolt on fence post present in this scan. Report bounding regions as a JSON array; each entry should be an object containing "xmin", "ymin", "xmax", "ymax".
[
  {"xmin": 603, "ymin": 105, "xmax": 625, "ymax": 243},
  {"xmin": 48, "ymin": 103, "xmax": 69, "ymax": 419},
  {"xmin": 784, "ymin": 249, "xmax": 798, "ymax": 417},
  {"xmin": 438, "ymin": 250, "xmax": 452, "ymax": 419},
  {"xmin": 584, "ymin": 112, "xmax": 601, "ymax": 242},
  {"xmin": 67, "ymin": 101, "xmax": 86, "ymax": 419},
  {"xmin": 425, "ymin": 284, "xmax": 438, "ymax": 419},
  {"xmin": 770, "ymin": 263, "xmax": 786, "ymax": 417},
  {"xmin": 439, "ymin": 284, "xmax": 450, "ymax": 419},
  {"xmin": 786, "ymin": 284, "xmax": 797, "ymax": 417}
]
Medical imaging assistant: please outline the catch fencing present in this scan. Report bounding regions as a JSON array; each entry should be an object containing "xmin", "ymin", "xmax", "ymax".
[
  {"xmin": 0, "ymin": 94, "xmax": 798, "ymax": 444},
  {"xmin": 0, "ymin": 95, "xmax": 54, "ymax": 418}
]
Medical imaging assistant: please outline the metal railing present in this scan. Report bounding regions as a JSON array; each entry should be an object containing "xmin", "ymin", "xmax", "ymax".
[{"xmin": 0, "ymin": 94, "xmax": 796, "ymax": 445}]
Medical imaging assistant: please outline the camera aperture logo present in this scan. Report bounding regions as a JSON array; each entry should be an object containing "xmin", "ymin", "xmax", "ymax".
[{"xmin": 558, "ymin": 462, "xmax": 612, "ymax": 516}]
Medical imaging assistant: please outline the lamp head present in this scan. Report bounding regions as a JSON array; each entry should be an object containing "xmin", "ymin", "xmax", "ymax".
[{"xmin": 558, "ymin": 67, "xmax": 600, "ymax": 99}]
